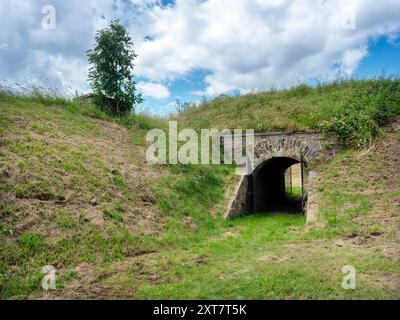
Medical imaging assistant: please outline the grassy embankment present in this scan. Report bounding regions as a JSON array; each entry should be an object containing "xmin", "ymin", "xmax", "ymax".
[
  {"xmin": 0, "ymin": 92, "xmax": 234, "ymax": 298},
  {"xmin": 179, "ymin": 79, "xmax": 400, "ymax": 147},
  {"xmin": 1, "ymin": 79, "xmax": 399, "ymax": 299}
]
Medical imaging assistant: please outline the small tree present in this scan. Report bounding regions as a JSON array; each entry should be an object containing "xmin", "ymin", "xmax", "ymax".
[{"xmin": 87, "ymin": 20, "xmax": 143, "ymax": 116}]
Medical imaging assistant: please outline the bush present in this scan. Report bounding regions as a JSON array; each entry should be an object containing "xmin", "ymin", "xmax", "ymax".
[
  {"xmin": 320, "ymin": 110, "xmax": 377, "ymax": 148},
  {"xmin": 320, "ymin": 79, "xmax": 400, "ymax": 148},
  {"xmin": 92, "ymin": 94, "xmax": 132, "ymax": 116}
]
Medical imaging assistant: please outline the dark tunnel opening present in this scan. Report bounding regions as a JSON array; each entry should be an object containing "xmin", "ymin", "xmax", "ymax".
[{"xmin": 248, "ymin": 157, "xmax": 305, "ymax": 214}]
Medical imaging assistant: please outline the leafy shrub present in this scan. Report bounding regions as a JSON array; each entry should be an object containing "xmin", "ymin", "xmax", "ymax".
[
  {"xmin": 320, "ymin": 107, "xmax": 378, "ymax": 148},
  {"xmin": 320, "ymin": 79, "xmax": 400, "ymax": 148},
  {"xmin": 285, "ymin": 84, "xmax": 312, "ymax": 98}
]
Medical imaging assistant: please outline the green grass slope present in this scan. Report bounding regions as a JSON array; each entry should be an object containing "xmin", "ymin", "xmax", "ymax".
[
  {"xmin": 0, "ymin": 94, "xmax": 234, "ymax": 299},
  {"xmin": 178, "ymin": 79, "xmax": 400, "ymax": 147},
  {"xmin": 0, "ymin": 90, "xmax": 399, "ymax": 299},
  {"xmin": 118, "ymin": 120, "xmax": 400, "ymax": 299}
]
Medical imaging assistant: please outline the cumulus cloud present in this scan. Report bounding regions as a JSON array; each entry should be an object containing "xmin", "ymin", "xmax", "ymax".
[
  {"xmin": 0, "ymin": 0, "xmax": 400, "ymax": 99},
  {"xmin": 0, "ymin": 0, "xmax": 114, "ymax": 93},
  {"xmin": 137, "ymin": 81, "xmax": 170, "ymax": 99},
  {"xmin": 134, "ymin": 0, "xmax": 400, "ymax": 95}
]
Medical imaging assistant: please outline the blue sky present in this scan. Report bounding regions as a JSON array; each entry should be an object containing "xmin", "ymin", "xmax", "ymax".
[
  {"xmin": 355, "ymin": 37, "xmax": 400, "ymax": 78},
  {"xmin": 137, "ymin": 68, "xmax": 211, "ymax": 115},
  {"xmin": 1, "ymin": 0, "xmax": 400, "ymax": 116}
]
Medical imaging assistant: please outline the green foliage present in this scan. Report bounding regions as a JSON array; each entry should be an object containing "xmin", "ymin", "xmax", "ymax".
[
  {"xmin": 101, "ymin": 202, "xmax": 125, "ymax": 222},
  {"xmin": 102, "ymin": 206, "xmax": 123, "ymax": 222},
  {"xmin": 152, "ymin": 163, "xmax": 234, "ymax": 248},
  {"xmin": 285, "ymin": 186, "xmax": 302, "ymax": 199},
  {"xmin": 312, "ymin": 147, "xmax": 393, "ymax": 237},
  {"xmin": 320, "ymin": 79, "xmax": 400, "ymax": 148},
  {"xmin": 179, "ymin": 79, "xmax": 400, "ymax": 148},
  {"xmin": 14, "ymin": 181, "xmax": 56, "ymax": 201},
  {"xmin": 87, "ymin": 20, "xmax": 143, "ymax": 116},
  {"xmin": 118, "ymin": 113, "xmax": 166, "ymax": 131},
  {"xmin": 286, "ymin": 84, "xmax": 312, "ymax": 98},
  {"xmin": 56, "ymin": 217, "xmax": 77, "ymax": 230},
  {"xmin": 18, "ymin": 233, "xmax": 44, "ymax": 254},
  {"xmin": 118, "ymin": 113, "xmax": 167, "ymax": 146},
  {"xmin": 0, "ymin": 223, "xmax": 13, "ymax": 237},
  {"xmin": 131, "ymin": 213, "xmax": 399, "ymax": 300},
  {"xmin": 320, "ymin": 107, "xmax": 378, "ymax": 148}
]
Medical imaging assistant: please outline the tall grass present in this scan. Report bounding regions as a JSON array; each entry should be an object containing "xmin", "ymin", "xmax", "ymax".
[
  {"xmin": 177, "ymin": 77, "xmax": 400, "ymax": 147},
  {"xmin": 0, "ymin": 81, "xmax": 162, "ymax": 132}
]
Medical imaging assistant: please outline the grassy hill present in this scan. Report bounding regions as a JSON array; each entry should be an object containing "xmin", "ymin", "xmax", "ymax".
[
  {"xmin": 125, "ymin": 120, "xmax": 400, "ymax": 299},
  {"xmin": 0, "ymin": 85, "xmax": 399, "ymax": 299},
  {"xmin": 178, "ymin": 79, "xmax": 400, "ymax": 147},
  {"xmin": 0, "ymin": 93, "xmax": 234, "ymax": 298}
]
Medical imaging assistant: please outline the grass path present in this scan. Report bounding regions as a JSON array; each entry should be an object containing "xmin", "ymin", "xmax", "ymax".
[{"xmin": 104, "ymin": 213, "xmax": 399, "ymax": 300}]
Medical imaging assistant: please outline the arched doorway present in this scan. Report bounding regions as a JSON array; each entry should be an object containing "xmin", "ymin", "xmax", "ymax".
[{"xmin": 248, "ymin": 157, "xmax": 306, "ymax": 213}]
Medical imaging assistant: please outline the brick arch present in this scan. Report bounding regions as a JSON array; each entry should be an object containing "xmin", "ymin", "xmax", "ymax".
[
  {"xmin": 225, "ymin": 131, "xmax": 341, "ymax": 219},
  {"xmin": 252, "ymin": 138, "xmax": 319, "ymax": 171}
]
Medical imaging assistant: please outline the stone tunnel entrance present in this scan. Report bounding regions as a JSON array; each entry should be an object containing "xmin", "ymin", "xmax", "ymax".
[
  {"xmin": 248, "ymin": 157, "xmax": 305, "ymax": 214},
  {"xmin": 224, "ymin": 131, "xmax": 340, "ymax": 219}
]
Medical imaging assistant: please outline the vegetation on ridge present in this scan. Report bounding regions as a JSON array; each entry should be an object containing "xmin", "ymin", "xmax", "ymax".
[
  {"xmin": 177, "ymin": 78, "xmax": 400, "ymax": 147},
  {"xmin": 0, "ymin": 91, "xmax": 234, "ymax": 298},
  {"xmin": 0, "ymin": 80, "xmax": 399, "ymax": 299}
]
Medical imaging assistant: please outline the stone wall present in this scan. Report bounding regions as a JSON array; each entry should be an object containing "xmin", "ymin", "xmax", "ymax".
[{"xmin": 225, "ymin": 175, "xmax": 249, "ymax": 218}]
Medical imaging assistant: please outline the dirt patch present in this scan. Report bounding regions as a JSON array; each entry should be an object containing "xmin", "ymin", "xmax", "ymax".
[
  {"xmin": 0, "ymin": 115, "xmax": 164, "ymax": 237},
  {"xmin": 257, "ymin": 253, "xmax": 293, "ymax": 263},
  {"xmin": 341, "ymin": 231, "xmax": 384, "ymax": 246},
  {"xmin": 381, "ymin": 245, "xmax": 400, "ymax": 262},
  {"xmin": 37, "ymin": 263, "xmax": 108, "ymax": 300},
  {"xmin": 223, "ymin": 231, "xmax": 239, "ymax": 239},
  {"xmin": 183, "ymin": 217, "xmax": 198, "ymax": 232}
]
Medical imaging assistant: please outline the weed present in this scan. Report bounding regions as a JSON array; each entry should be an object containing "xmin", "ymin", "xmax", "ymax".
[
  {"xmin": 102, "ymin": 204, "xmax": 123, "ymax": 222},
  {"xmin": 0, "ymin": 223, "xmax": 13, "ymax": 237},
  {"xmin": 56, "ymin": 217, "xmax": 77, "ymax": 230},
  {"xmin": 18, "ymin": 233, "xmax": 44, "ymax": 254}
]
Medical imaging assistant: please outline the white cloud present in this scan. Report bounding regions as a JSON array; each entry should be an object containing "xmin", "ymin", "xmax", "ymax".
[
  {"xmin": 133, "ymin": 0, "xmax": 400, "ymax": 94},
  {"xmin": 0, "ymin": 0, "xmax": 400, "ymax": 100},
  {"xmin": 166, "ymin": 101, "xmax": 178, "ymax": 109},
  {"xmin": 341, "ymin": 47, "xmax": 369, "ymax": 76},
  {"xmin": 137, "ymin": 81, "xmax": 170, "ymax": 99},
  {"xmin": 0, "ymin": 0, "xmax": 115, "ymax": 93}
]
